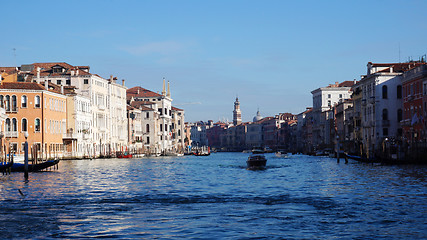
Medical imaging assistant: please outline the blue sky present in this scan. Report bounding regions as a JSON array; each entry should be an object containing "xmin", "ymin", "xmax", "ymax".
[{"xmin": 1, "ymin": 0, "xmax": 426, "ymax": 122}]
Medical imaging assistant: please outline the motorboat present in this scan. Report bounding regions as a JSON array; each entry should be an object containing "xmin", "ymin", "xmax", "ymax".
[{"xmin": 246, "ymin": 154, "xmax": 267, "ymax": 169}]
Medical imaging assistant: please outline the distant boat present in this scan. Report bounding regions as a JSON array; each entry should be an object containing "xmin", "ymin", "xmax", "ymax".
[
  {"xmin": 246, "ymin": 154, "xmax": 267, "ymax": 170},
  {"xmin": 275, "ymin": 151, "xmax": 288, "ymax": 158},
  {"xmin": 251, "ymin": 148, "xmax": 265, "ymax": 154},
  {"xmin": 11, "ymin": 159, "xmax": 60, "ymax": 172},
  {"xmin": 117, "ymin": 152, "xmax": 132, "ymax": 158}
]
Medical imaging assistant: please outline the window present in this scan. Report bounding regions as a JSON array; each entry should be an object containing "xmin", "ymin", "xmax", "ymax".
[
  {"xmin": 5, "ymin": 118, "xmax": 10, "ymax": 132},
  {"xmin": 57, "ymin": 80, "xmax": 62, "ymax": 85},
  {"xmin": 165, "ymin": 124, "xmax": 167, "ymax": 132},
  {"xmin": 21, "ymin": 95, "xmax": 27, "ymax": 108},
  {"xmin": 35, "ymin": 118, "xmax": 41, "ymax": 132},
  {"xmin": 22, "ymin": 119, "xmax": 28, "ymax": 132},
  {"xmin": 5, "ymin": 95, "xmax": 10, "ymax": 111},
  {"xmin": 382, "ymin": 109, "xmax": 388, "ymax": 120},
  {"xmin": 146, "ymin": 124, "xmax": 150, "ymax": 133},
  {"xmin": 146, "ymin": 136, "xmax": 150, "ymax": 144},
  {"xmin": 0, "ymin": 95, "xmax": 3, "ymax": 108},
  {"xmin": 160, "ymin": 124, "xmax": 163, "ymax": 131},
  {"xmin": 397, "ymin": 109, "xmax": 402, "ymax": 122},
  {"xmin": 178, "ymin": 129, "xmax": 181, "ymax": 136},
  {"xmin": 328, "ymin": 100, "xmax": 331, "ymax": 106},
  {"xmin": 66, "ymin": 80, "xmax": 71, "ymax": 85},
  {"xmin": 11, "ymin": 95, "xmax": 17, "ymax": 111},
  {"xmin": 84, "ymin": 79, "xmax": 89, "ymax": 84},
  {"xmin": 35, "ymin": 96, "xmax": 41, "ymax": 108},
  {"xmin": 397, "ymin": 85, "xmax": 402, "ymax": 99},
  {"xmin": 339, "ymin": 94, "xmax": 342, "ymax": 98},
  {"xmin": 146, "ymin": 112, "xmax": 150, "ymax": 118},
  {"xmin": 382, "ymin": 85, "xmax": 388, "ymax": 99},
  {"xmin": 328, "ymin": 94, "xmax": 331, "ymax": 98},
  {"xmin": 12, "ymin": 118, "xmax": 17, "ymax": 132}
]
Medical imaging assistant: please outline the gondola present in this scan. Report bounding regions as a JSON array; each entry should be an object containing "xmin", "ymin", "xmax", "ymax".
[
  {"xmin": 11, "ymin": 159, "xmax": 60, "ymax": 172},
  {"xmin": 0, "ymin": 160, "xmax": 13, "ymax": 172}
]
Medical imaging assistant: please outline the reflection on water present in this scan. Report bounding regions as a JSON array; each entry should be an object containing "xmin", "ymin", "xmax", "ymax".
[{"xmin": 0, "ymin": 153, "xmax": 426, "ymax": 239}]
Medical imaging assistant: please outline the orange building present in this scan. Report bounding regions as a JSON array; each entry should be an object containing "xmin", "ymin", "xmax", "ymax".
[{"xmin": 0, "ymin": 82, "xmax": 67, "ymax": 158}]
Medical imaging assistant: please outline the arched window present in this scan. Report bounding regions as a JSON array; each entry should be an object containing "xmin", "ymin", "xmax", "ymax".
[
  {"xmin": 178, "ymin": 129, "xmax": 181, "ymax": 137},
  {"xmin": 11, "ymin": 95, "xmax": 17, "ymax": 111},
  {"xmin": 5, "ymin": 118, "xmax": 11, "ymax": 132},
  {"xmin": 5, "ymin": 95, "xmax": 10, "ymax": 111},
  {"xmin": 146, "ymin": 124, "xmax": 150, "ymax": 133},
  {"xmin": 397, "ymin": 85, "xmax": 402, "ymax": 99},
  {"xmin": 21, "ymin": 95, "xmax": 27, "ymax": 108},
  {"xmin": 35, "ymin": 96, "xmax": 41, "ymax": 108},
  {"xmin": 12, "ymin": 118, "xmax": 17, "ymax": 132},
  {"xmin": 382, "ymin": 108, "xmax": 388, "ymax": 120},
  {"xmin": 382, "ymin": 85, "xmax": 388, "ymax": 99},
  {"xmin": 397, "ymin": 109, "xmax": 403, "ymax": 122},
  {"xmin": 35, "ymin": 118, "xmax": 41, "ymax": 132},
  {"xmin": 22, "ymin": 118, "xmax": 28, "ymax": 132}
]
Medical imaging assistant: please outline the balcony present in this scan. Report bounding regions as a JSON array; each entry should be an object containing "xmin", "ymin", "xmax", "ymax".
[
  {"xmin": 63, "ymin": 132, "xmax": 78, "ymax": 140},
  {"xmin": 5, "ymin": 131, "xmax": 18, "ymax": 138}
]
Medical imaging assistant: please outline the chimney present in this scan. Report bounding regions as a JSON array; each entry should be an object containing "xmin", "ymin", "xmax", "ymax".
[
  {"xmin": 137, "ymin": 88, "xmax": 140, "ymax": 94},
  {"xmin": 390, "ymin": 67, "xmax": 393, "ymax": 73},
  {"xmin": 45, "ymin": 80, "xmax": 48, "ymax": 90},
  {"xmin": 71, "ymin": 69, "xmax": 75, "ymax": 76},
  {"xmin": 36, "ymin": 67, "xmax": 41, "ymax": 84},
  {"xmin": 122, "ymin": 79, "xmax": 125, "ymax": 86},
  {"xmin": 167, "ymin": 81, "xmax": 171, "ymax": 98},
  {"xmin": 76, "ymin": 69, "xmax": 79, "ymax": 75},
  {"xmin": 354, "ymin": 79, "xmax": 357, "ymax": 85},
  {"xmin": 110, "ymin": 75, "xmax": 113, "ymax": 82},
  {"xmin": 162, "ymin": 78, "xmax": 166, "ymax": 96}
]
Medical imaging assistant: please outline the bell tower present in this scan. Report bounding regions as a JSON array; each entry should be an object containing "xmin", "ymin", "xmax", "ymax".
[{"xmin": 233, "ymin": 97, "xmax": 242, "ymax": 125}]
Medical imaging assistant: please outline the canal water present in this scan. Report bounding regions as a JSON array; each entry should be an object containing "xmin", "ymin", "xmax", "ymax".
[{"xmin": 0, "ymin": 153, "xmax": 426, "ymax": 239}]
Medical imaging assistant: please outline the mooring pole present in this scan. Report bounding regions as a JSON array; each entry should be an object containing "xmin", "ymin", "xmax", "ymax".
[{"xmin": 24, "ymin": 132, "xmax": 29, "ymax": 181}]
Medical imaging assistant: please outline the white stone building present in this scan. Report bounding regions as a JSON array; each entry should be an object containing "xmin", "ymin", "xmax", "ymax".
[
  {"xmin": 20, "ymin": 62, "xmax": 128, "ymax": 157},
  {"xmin": 355, "ymin": 62, "xmax": 422, "ymax": 157},
  {"xmin": 311, "ymin": 81, "xmax": 354, "ymax": 148},
  {"xmin": 127, "ymin": 79, "xmax": 183, "ymax": 155}
]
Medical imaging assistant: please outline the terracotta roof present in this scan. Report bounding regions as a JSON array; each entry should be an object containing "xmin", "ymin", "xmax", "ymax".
[
  {"xmin": 0, "ymin": 82, "xmax": 45, "ymax": 90},
  {"xmin": 375, "ymin": 62, "xmax": 426, "ymax": 74},
  {"xmin": 22, "ymin": 62, "xmax": 92, "ymax": 78},
  {"xmin": 139, "ymin": 106, "xmax": 155, "ymax": 111},
  {"xmin": 127, "ymin": 86, "xmax": 162, "ymax": 98},
  {"xmin": 172, "ymin": 106, "xmax": 183, "ymax": 111},
  {"xmin": 338, "ymin": 81, "xmax": 356, "ymax": 87},
  {"xmin": 0, "ymin": 67, "xmax": 18, "ymax": 74}
]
